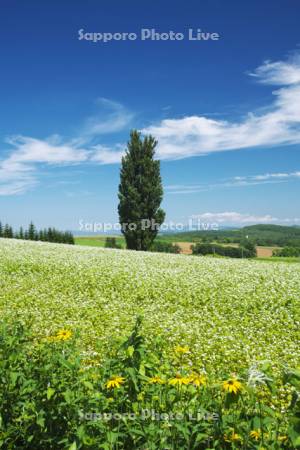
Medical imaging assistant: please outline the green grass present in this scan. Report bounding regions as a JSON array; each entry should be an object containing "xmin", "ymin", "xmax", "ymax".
[
  {"xmin": 257, "ymin": 256, "xmax": 300, "ymax": 263},
  {"xmin": 75, "ymin": 235, "xmax": 125, "ymax": 248}
]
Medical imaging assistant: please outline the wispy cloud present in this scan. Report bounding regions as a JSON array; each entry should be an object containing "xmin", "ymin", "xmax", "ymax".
[
  {"xmin": 90, "ymin": 144, "xmax": 124, "ymax": 164},
  {"xmin": 234, "ymin": 171, "xmax": 300, "ymax": 182},
  {"xmin": 0, "ymin": 99, "xmax": 131, "ymax": 195},
  {"xmin": 165, "ymin": 170, "xmax": 300, "ymax": 194},
  {"xmin": 143, "ymin": 53, "xmax": 300, "ymax": 160},
  {"xmin": 82, "ymin": 98, "xmax": 134, "ymax": 137},
  {"xmin": 249, "ymin": 54, "xmax": 300, "ymax": 85},
  {"xmin": 190, "ymin": 211, "xmax": 300, "ymax": 225},
  {"xmin": 0, "ymin": 135, "xmax": 90, "ymax": 195}
]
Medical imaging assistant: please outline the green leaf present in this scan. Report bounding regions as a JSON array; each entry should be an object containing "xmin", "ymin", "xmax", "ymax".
[
  {"xmin": 127, "ymin": 345, "xmax": 135, "ymax": 357},
  {"xmin": 10, "ymin": 371, "xmax": 19, "ymax": 387},
  {"xmin": 139, "ymin": 363, "xmax": 145, "ymax": 376},
  {"xmin": 63, "ymin": 389, "xmax": 73, "ymax": 404},
  {"xmin": 83, "ymin": 380, "xmax": 94, "ymax": 390},
  {"xmin": 36, "ymin": 414, "xmax": 45, "ymax": 428},
  {"xmin": 46, "ymin": 387, "xmax": 55, "ymax": 400}
]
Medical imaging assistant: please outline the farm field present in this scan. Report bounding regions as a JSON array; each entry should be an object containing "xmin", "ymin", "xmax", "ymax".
[
  {"xmin": 256, "ymin": 246, "xmax": 280, "ymax": 257},
  {"xmin": 75, "ymin": 235, "xmax": 300, "ymax": 262},
  {"xmin": 1, "ymin": 238, "xmax": 299, "ymax": 377}
]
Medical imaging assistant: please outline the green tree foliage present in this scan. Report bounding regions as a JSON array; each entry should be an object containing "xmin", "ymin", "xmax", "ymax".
[
  {"xmin": 192, "ymin": 243, "xmax": 254, "ymax": 258},
  {"xmin": 273, "ymin": 246, "xmax": 300, "ymax": 257},
  {"xmin": 18, "ymin": 227, "xmax": 24, "ymax": 239},
  {"xmin": 3, "ymin": 224, "xmax": 13, "ymax": 238},
  {"xmin": 118, "ymin": 130, "xmax": 165, "ymax": 251},
  {"xmin": 239, "ymin": 239, "xmax": 257, "ymax": 257},
  {"xmin": 28, "ymin": 221, "xmax": 38, "ymax": 241}
]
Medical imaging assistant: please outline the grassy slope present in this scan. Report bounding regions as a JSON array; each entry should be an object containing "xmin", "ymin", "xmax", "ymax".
[
  {"xmin": 75, "ymin": 236, "xmax": 125, "ymax": 248},
  {"xmin": 1, "ymin": 238, "xmax": 299, "ymax": 378}
]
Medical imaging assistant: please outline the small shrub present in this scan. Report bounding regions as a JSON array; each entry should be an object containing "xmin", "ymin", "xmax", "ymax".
[
  {"xmin": 150, "ymin": 240, "xmax": 181, "ymax": 254},
  {"xmin": 104, "ymin": 237, "xmax": 122, "ymax": 249}
]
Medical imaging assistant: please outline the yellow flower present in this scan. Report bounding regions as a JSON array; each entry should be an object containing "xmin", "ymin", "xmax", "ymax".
[
  {"xmin": 45, "ymin": 329, "xmax": 72, "ymax": 342},
  {"xmin": 148, "ymin": 376, "xmax": 165, "ymax": 384},
  {"xmin": 106, "ymin": 376, "xmax": 125, "ymax": 389},
  {"xmin": 169, "ymin": 374, "xmax": 190, "ymax": 386},
  {"xmin": 224, "ymin": 431, "xmax": 242, "ymax": 443},
  {"xmin": 189, "ymin": 373, "xmax": 207, "ymax": 387},
  {"xmin": 56, "ymin": 329, "xmax": 72, "ymax": 341},
  {"xmin": 250, "ymin": 429, "xmax": 261, "ymax": 441},
  {"xmin": 222, "ymin": 378, "xmax": 243, "ymax": 395},
  {"xmin": 278, "ymin": 435, "xmax": 288, "ymax": 443},
  {"xmin": 174, "ymin": 345, "xmax": 189, "ymax": 354}
]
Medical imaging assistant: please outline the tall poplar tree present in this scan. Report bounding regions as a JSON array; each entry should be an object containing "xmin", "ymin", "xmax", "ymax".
[{"xmin": 118, "ymin": 130, "xmax": 165, "ymax": 250}]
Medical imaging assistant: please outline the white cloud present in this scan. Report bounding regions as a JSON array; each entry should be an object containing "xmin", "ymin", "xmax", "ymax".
[
  {"xmin": 143, "ymin": 54, "xmax": 300, "ymax": 160},
  {"xmin": 5, "ymin": 135, "xmax": 89, "ymax": 164},
  {"xmin": 82, "ymin": 98, "xmax": 134, "ymax": 136},
  {"xmin": 190, "ymin": 211, "xmax": 300, "ymax": 225},
  {"xmin": 90, "ymin": 144, "xmax": 124, "ymax": 164},
  {"xmin": 249, "ymin": 54, "xmax": 300, "ymax": 85},
  {"xmin": 0, "ymin": 136, "xmax": 90, "ymax": 196}
]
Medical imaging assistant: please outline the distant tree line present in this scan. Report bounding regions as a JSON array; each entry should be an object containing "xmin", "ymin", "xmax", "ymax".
[
  {"xmin": 192, "ymin": 240, "xmax": 256, "ymax": 259},
  {"xmin": 168, "ymin": 225, "xmax": 300, "ymax": 247},
  {"xmin": 273, "ymin": 247, "xmax": 300, "ymax": 257},
  {"xmin": 0, "ymin": 221, "xmax": 74, "ymax": 245}
]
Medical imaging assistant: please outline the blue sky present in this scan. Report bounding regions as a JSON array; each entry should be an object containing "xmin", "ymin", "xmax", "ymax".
[{"xmin": 0, "ymin": 0, "xmax": 300, "ymax": 231}]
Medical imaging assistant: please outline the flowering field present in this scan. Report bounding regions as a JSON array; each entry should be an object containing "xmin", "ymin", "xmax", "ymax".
[
  {"xmin": 1, "ymin": 238, "xmax": 299, "ymax": 375},
  {"xmin": 1, "ymin": 238, "xmax": 300, "ymax": 448}
]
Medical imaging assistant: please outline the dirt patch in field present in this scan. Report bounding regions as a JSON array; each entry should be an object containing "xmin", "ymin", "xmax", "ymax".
[
  {"xmin": 175, "ymin": 243, "xmax": 281, "ymax": 258},
  {"xmin": 256, "ymin": 246, "xmax": 281, "ymax": 258},
  {"xmin": 175, "ymin": 242, "xmax": 194, "ymax": 254}
]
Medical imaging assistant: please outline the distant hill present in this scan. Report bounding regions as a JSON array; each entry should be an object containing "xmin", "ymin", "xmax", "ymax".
[{"xmin": 160, "ymin": 224, "xmax": 300, "ymax": 247}]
